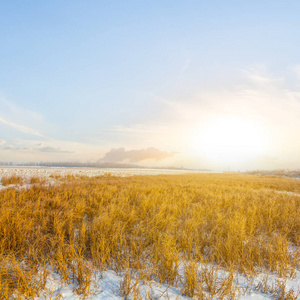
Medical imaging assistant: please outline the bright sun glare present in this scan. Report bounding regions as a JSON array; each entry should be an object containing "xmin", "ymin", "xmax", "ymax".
[{"xmin": 193, "ymin": 116, "xmax": 268, "ymax": 165}]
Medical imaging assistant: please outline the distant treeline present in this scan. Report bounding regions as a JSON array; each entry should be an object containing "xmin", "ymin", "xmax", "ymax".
[
  {"xmin": 0, "ymin": 161, "xmax": 203, "ymax": 171},
  {"xmin": 0, "ymin": 161, "xmax": 142, "ymax": 168}
]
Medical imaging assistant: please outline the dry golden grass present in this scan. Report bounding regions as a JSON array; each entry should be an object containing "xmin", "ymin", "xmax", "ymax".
[
  {"xmin": 0, "ymin": 174, "xmax": 25, "ymax": 186},
  {"xmin": 0, "ymin": 173, "xmax": 300, "ymax": 299}
]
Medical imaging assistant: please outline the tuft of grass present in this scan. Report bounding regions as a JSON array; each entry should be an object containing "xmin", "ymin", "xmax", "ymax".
[
  {"xmin": 29, "ymin": 176, "xmax": 47, "ymax": 185},
  {"xmin": 182, "ymin": 261, "xmax": 197, "ymax": 297},
  {"xmin": 1, "ymin": 174, "xmax": 25, "ymax": 186}
]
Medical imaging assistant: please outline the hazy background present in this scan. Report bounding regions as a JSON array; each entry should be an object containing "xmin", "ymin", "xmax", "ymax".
[{"xmin": 0, "ymin": 1, "xmax": 300, "ymax": 171}]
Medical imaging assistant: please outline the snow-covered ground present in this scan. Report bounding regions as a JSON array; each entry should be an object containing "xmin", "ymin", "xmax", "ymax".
[
  {"xmin": 0, "ymin": 166, "xmax": 200, "ymax": 181},
  {"xmin": 277, "ymin": 190, "xmax": 300, "ymax": 197},
  {"xmin": 36, "ymin": 263, "xmax": 300, "ymax": 299},
  {"xmin": 246, "ymin": 169, "xmax": 300, "ymax": 179},
  {"xmin": 0, "ymin": 182, "xmax": 32, "ymax": 191},
  {"xmin": 37, "ymin": 268, "xmax": 191, "ymax": 300},
  {"xmin": 0, "ymin": 167, "xmax": 202, "ymax": 192}
]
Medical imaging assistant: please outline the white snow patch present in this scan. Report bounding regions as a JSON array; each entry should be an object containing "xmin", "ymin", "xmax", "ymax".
[
  {"xmin": 277, "ymin": 191, "xmax": 300, "ymax": 197},
  {"xmin": 0, "ymin": 166, "xmax": 201, "ymax": 181},
  {"xmin": 32, "ymin": 263, "xmax": 300, "ymax": 299}
]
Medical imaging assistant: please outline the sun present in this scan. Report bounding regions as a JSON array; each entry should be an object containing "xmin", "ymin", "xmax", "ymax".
[{"xmin": 192, "ymin": 116, "xmax": 268, "ymax": 165}]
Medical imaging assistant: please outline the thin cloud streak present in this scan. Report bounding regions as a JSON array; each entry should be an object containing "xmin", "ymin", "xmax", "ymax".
[
  {"xmin": 0, "ymin": 116, "xmax": 44, "ymax": 137},
  {"xmin": 111, "ymin": 124, "xmax": 170, "ymax": 135},
  {"xmin": 1, "ymin": 145, "xmax": 32, "ymax": 151}
]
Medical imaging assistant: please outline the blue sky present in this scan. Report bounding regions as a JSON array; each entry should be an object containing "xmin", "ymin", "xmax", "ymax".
[{"xmin": 1, "ymin": 1, "xmax": 300, "ymax": 170}]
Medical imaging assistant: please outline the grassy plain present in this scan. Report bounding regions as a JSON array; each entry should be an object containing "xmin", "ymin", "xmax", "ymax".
[{"xmin": 0, "ymin": 173, "xmax": 300, "ymax": 299}]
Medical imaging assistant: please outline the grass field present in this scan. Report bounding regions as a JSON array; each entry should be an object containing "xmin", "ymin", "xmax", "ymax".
[{"xmin": 0, "ymin": 172, "xmax": 300, "ymax": 299}]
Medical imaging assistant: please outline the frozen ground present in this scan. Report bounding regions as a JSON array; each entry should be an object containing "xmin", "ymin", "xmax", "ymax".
[
  {"xmin": 246, "ymin": 169, "xmax": 300, "ymax": 179},
  {"xmin": 0, "ymin": 166, "xmax": 200, "ymax": 180},
  {"xmin": 36, "ymin": 263, "xmax": 300, "ymax": 299},
  {"xmin": 277, "ymin": 190, "xmax": 300, "ymax": 197},
  {"xmin": 0, "ymin": 167, "xmax": 201, "ymax": 191}
]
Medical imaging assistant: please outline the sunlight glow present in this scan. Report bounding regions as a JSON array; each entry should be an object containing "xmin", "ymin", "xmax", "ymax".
[{"xmin": 193, "ymin": 116, "xmax": 268, "ymax": 164}]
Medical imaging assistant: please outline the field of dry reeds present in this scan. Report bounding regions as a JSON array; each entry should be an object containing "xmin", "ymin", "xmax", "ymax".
[{"xmin": 0, "ymin": 173, "xmax": 300, "ymax": 299}]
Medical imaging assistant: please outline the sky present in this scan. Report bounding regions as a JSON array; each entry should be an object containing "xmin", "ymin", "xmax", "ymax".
[{"xmin": 0, "ymin": 0, "xmax": 300, "ymax": 170}]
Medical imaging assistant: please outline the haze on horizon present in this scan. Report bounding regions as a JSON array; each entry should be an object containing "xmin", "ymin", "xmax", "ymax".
[{"xmin": 1, "ymin": 1, "xmax": 300, "ymax": 171}]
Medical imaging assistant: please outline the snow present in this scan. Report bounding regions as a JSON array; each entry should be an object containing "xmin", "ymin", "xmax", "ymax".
[
  {"xmin": 0, "ymin": 166, "xmax": 200, "ymax": 180},
  {"xmin": 277, "ymin": 191, "xmax": 300, "ymax": 197},
  {"xmin": 36, "ymin": 268, "xmax": 190, "ymax": 300},
  {"xmin": 33, "ymin": 262, "xmax": 300, "ymax": 299},
  {"xmin": 0, "ymin": 183, "xmax": 31, "ymax": 191},
  {"xmin": 246, "ymin": 170, "xmax": 300, "ymax": 179},
  {"xmin": 0, "ymin": 166, "xmax": 200, "ymax": 192},
  {"xmin": 241, "ymin": 296, "xmax": 270, "ymax": 299}
]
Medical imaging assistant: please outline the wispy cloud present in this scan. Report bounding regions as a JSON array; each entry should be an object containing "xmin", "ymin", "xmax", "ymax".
[
  {"xmin": 38, "ymin": 146, "xmax": 73, "ymax": 153},
  {"xmin": 100, "ymin": 147, "xmax": 176, "ymax": 163},
  {"xmin": 0, "ymin": 139, "xmax": 5, "ymax": 145},
  {"xmin": 1, "ymin": 145, "xmax": 32, "ymax": 151},
  {"xmin": 177, "ymin": 57, "xmax": 191, "ymax": 79},
  {"xmin": 2, "ymin": 145, "xmax": 15, "ymax": 151},
  {"xmin": 111, "ymin": 124, "xmax": 170, "ymax": 135},
  {"xmin": 0, "ymin": 116, "xmax": 44, "ymax": 137},
  {"xmin": 0, "ymin": 144, "xmax": 73, "ymax": 154},
  {"xmin": 0, "ymin": 97, "xmax": 44, "ymax": 122}
]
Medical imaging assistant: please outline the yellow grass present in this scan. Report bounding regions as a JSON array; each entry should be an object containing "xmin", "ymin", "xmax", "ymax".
[
  {"xmin": 0, "ymin": 173, "xmax": 300, "ymax": 299},
  {"xmin": 0, "ymin": 174, "xmax": 25, "ymax": 186}
]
